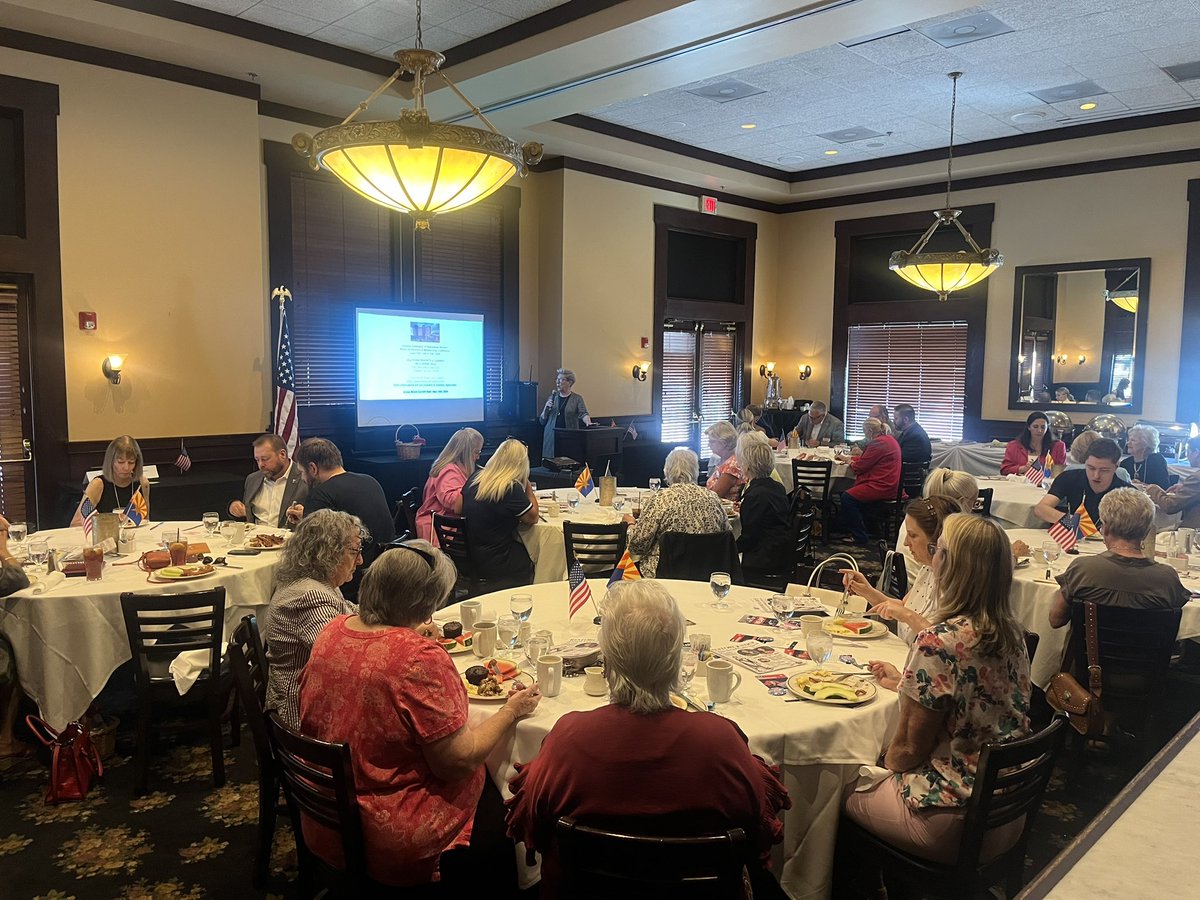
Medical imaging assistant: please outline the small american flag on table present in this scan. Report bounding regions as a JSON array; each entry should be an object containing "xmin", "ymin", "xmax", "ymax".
[
  {"xmin": 1048, "ymin": 513, "xmax": 1079, "ymax": 553},
  {"xmin": 175, "ymin": 439, "xmax": 192, "ymax": 473},
  {"xmin": 80, "ymin": 496, "xmax": 96, "ymax": 542},
  {"xmin": 568, "ymin": 561, "xmax": 593, "ymax": 620}
]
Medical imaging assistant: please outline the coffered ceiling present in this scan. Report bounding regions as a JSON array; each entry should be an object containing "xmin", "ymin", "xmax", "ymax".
[{"xmin": 4, "ymin": 0, "xmax": 1200, "ymax": 203}]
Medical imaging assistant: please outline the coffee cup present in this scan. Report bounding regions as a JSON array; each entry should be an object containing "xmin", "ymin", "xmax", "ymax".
[
  {"xmin": 800, "ymin": 615, "xmax": 824, "ymax": 637},
  {"xmin": 472, "ymin": 621, "xmax": 497, "ymax": 658},
  {"xmin": 537, "ymin": 654, "xmax": 563, "ymax": 698},
  {"xmin": 583, "ymin": 666, "xmax": 607, "ymax": 697},
  {"xmin": 459, "ymin": 601, "xmax": 482, "ymax": 632},
  {"xmin": 705, "ymin": 659, "xmax": 742, "ymax": 703}
]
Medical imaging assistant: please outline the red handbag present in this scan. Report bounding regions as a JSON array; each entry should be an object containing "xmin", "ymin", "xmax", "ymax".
[{"xmin": 26, "ymin": 715, "xmax": 104, "ymax": 804}]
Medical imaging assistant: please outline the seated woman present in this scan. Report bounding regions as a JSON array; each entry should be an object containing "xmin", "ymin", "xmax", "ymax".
[
  {"xmin": 300, "ymin": 543, "xmax": 541, "ymax": 887},
  {"xmin": 1049, "ymin": 488, "xmax": 1189, "ymax": 628},
  {"xmin": 266, "ymin": 509, "xmax": 379, "ymax": 730},
  {"xmin": 506, "ymin": 580, "xmax": 789, "ymax": 896},
  {"xmin": 0, "ymin": 516, "xmax": 32, "ymax": 767},
  {"xmin": 922, "ymin": 468, "xmax": 978, "ymax": 513},
  {"xmin": 846, "ymin": 514, "xmax": 1031, "ymax": 864},
  {"xmin": 416, "ymin": 427, "xmax": 484, "ymax": 543},
  {"xmin": 841, "ymin": 496, "xmax": 959, "ymax": 643},
  {"xmin": 1000, "ymin": 412, "xmax": 1066, "ymax": 476},
  {"xmin": 738, "ymin": 404, "xmax": 768, "ymax": 435},
  {"xmin": 626, "ymin": 448, "xmax": 728, "ymax": 578},
  {"xmin": 705, "ymin": 421, "xmax": 744, "ymax": 500},
  {"xmin": 1055, "ymin": 387, "xmax": 1075, "ymax": 402},
  {"xmin": 837, "ymin": 418, "xmax": 900, "ymax": 545},
  {"xmin": 735, "ymin": 432, "xmax": 791, "ymax": 581},
  {"xmin": 461, "ymin": 437, "xmax": 539, "ymax": 591},
  {"xmin": 72, "ymin": 434, "xmax": 150, "ymax": 526},
  {"xmin": 1118, "ymin": 424, "xmax": 1170, "ymax": 489}
]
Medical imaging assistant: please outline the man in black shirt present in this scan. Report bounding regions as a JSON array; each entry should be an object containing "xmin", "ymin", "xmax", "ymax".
[
  {"xmin": 289, "ymin": 438, "xmax": 395, "ymax": 599},
  {"xmin": 1035, "ymin": 438, "xmax": 1122, "ymax": 530},
  {"xmin": 893, "ymin": 403, "xmax": 932, "ymax": 466}
]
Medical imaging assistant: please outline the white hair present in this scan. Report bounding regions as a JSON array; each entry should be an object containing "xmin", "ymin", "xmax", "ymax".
[
  {"xmin": 663, "ymin": 447, "xmax": 699, "ymax": 485},
  {"xmin": 1099, "ymin": 487, "xmax": 1155, "ymax": 543},
  {"xmin": 735, "ymin": 432, "xmax": 774, "ymax": 480},
  {"xmin": 863, "ymin": 417, "xmax": 883, "ymax": 439},
  {"xmin": 1126, "ymin": 424, "xmax": 1160, "ymax": 454},
  {"xmin": 599, "ymin": 580, "xmax": 685, "ymax": 713}
]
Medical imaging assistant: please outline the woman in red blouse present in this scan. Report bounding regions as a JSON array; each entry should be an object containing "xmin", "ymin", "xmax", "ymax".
[
  {"xmin": 299, "ymin": 541, "xmax": 541, "ymax": 886},
  {"xmin": 999, "ymin": 411, "xmax": 1067, "ymax": 476},
  {"xmin": 837, "ymin": 417, "xmax": 901, "ymax": 545}
]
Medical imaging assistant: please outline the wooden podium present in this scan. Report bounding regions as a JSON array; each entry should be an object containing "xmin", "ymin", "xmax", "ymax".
[{"xmin": 554, "ymin": 426, "xmax": 624, "ymax": 475}]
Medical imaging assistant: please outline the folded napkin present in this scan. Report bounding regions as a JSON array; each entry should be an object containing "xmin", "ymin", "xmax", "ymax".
[
  {"xmin": 168, "ymin": 644, "xmax": 226, "ymax": 696},
  {"xmin": 854, "ymin": 765, "xmax": 893, "ymax": 793},
  {"xmin": 28, "ymin": 571, "xmax": 67, "ymax": 595}
]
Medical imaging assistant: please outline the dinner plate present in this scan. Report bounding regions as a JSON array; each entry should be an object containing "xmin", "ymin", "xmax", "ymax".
[
  {"xmin": 786, "ymin": 670, "xmax": 877, "ymax": 705},
  {"xmin": 245, "ymin": 536, "xmax": 288, "ymax": 551},
  {"xmin": 822, "ymin": 618, "xmax": 888, "ymax": 639},
  {"xmin": 461, "ymin": 669, "xmax": 533, "ymax": 700},
  {"xmin": 439, "ymin": 633, "xmax": 474, "ymax": 655},
  {"xmin": 153, "ymin": 565, "xmax": 216, "ymax": 581}
]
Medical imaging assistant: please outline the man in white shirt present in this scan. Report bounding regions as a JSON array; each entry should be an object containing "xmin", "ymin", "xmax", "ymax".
[{"xmin": 228, "ymin": 434, "xmax": 308, "ymax": 529}]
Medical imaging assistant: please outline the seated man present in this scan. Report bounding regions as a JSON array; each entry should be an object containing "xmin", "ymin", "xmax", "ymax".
[
  {"xmin": 788, "ymin": 401, "xmax": 844, "ymax": 447},
  {"xmin": 837, "ymin": 418, "xmax": 900, "ymax": 545},
  {"xmin": 1145, "ymin": 435, "xmax": 1200, "ymax": 528},
  {"xmin": 1034, "ymin": 437, "xmax": 1122, "ymax": 531},
  {"xmin": 228, "ymin": 434, "xmax": 308, "ymax": 529},
  {"xmin": 893, "ymin": 403, "xmax": 932, "ymax": 467}
]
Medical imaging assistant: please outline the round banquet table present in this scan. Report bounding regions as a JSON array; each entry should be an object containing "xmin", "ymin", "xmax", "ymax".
[
  {"xmin": 773, "ymin": 448, "xmax": 853, "ymax": 494},
  {"xmin": 0, "ymin": 521, "xmax": 284, "ymax": 730},
  {"xmin": 976, "ymin": 477, "xmax": 1053, "ymax": 527},
  {"xmin": 435, "ymin": 579, "xmax": 911, "ymax": 900}
]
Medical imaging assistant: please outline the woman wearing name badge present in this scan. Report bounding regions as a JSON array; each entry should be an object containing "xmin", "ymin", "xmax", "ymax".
[
  {"xmin": 1118, "ymin": 424, "xmax": 1171, "ymax": 489},
  {"xmin": 999, "ymin": 412, "xmax": 1066, "ymax": 477},
  {"xmin": 71, "ymin": 434, "xmax": 150, "ymax": 526}
]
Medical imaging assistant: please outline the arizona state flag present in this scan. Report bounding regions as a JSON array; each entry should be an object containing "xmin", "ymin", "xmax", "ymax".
[
  {"xmin": 607, "ymin": 549, "xmax": 641, "ymax": 586},
  {"xmin": 125, "ymin": 487, "xmax": 149, "ymax": 525},
  {"xmin": 1075, "ymin": 500, "xmax": 1098, "ymax": 538},
  {"xmin": 575, "ymin": 464, "xmax": 594, "ymax": 497}
]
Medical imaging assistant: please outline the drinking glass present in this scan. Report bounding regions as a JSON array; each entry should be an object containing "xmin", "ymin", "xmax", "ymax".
[
  {"xmin": 27, "ymin": 539, "xmax": 49, "ymax": 567},
  {"xmin": 709, "ymin": 572, "xmax": 732, "ymax": 610},
  {"xmin": 648, "ymin": 478, "xmax": 662, "ymax": 492},
  {"xmin": 680, "ymin": 650, "xmax": 698, "ymax": 692},
  {"xmin": 568, "ymin": 496, "xmax": 581, "ymax": 512},
  {"xmin": 805, "ymin": 631, "xmax": 834, "ymax": 668},
  {"xmin": 524, "ymin": 636, "xmax": 548, "ymax": 668},
  {"xmin": 202, "ymin": 512, "xmax": 220, "ymax": 536},
  {"xmin": 612, "ymin": 496, "xmax": 625, "ymax": 513},
  {"xmin": 1042, "ymin": 540, "xmax": 1062, "ymax": 567},
  {"xmin": 9, "ymin": 522, "xmax": 27, "ymax": 545},
  {"xmin": 496, "ymin": 616, "xmax": 519, "ymax": 660},
  {"xmin": 510, "ymin": 593, "xmax": 533, "ymax": 624},
  {"xmin": 769, "ymin": 593, "xmax": 795, "ymax": 628},
  {"xmin": 534, "ymin": 629, "xmax": 554, "ymax": 653}
]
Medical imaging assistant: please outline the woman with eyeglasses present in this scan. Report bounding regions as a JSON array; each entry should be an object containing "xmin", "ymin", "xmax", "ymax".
[
  {"xmin": 266, "ymin": 509, "xmax": 438, "ymax": 730},
  {"xmin": 843, "ymin": 514, "xmax": 1031, "ymax": 866},
  {"xmin": 840, "ymin": 496, "xmax": 960, "ymax": 643},
  {"xmin": 299, "ymin": 543, "xmax": 541, "ymax": 887},
  {"xmin": 461, "ymin": 437, "xmax": 539, "ymax": 590}
]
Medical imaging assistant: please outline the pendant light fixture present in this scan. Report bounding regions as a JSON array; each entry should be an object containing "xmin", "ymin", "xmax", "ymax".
[
  {"xmin": 1104, "ymin": 270, "xmax": 1138, "ymax": 313},
  {"xmin": 292, "ymin": 0, "xmax": 542, "ymax": 230},
  {"xmin": 889, "ymin": 72, "xmax": 1003, "ymax": 300}
]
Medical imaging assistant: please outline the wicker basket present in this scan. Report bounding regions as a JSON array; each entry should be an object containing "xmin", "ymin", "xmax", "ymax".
[
  {"xmin": 394, "ymin": 424, "xmax": 424, "ymax": 460},
  {"xmin": 91, "ymin": 716, "xmax": 120, "ymax": 760}
]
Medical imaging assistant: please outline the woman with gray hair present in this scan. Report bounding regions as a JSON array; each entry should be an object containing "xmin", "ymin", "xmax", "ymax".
[
  {"xmin": 299, "ymin": 543, "xmax": 540, "ymax": 886},
  {"xmin": 1119, "ymin": 424, "xmax": 1170, "ymax": 488},
  {"xmin": 735, "ymin": 432, "xmax": 792, "ymax": 581},
  {"xmin": 72, "ymin": 434, "xmax": 150, "ymax": 526},
  {"xmin": 1049, "ymin": 487, "xmax": 1189, "ymax": 628},
  {"xmin": 506, "ymin": 580, "xmax": 789, "ymax": 895},
  {"xmin": 540, "ymin": 367, "xmax": 591, "ymax": 460},
  {"xmin": 705, "ymin": 420, "xmax": 744, "ymax": 500},
  {"xmin": 626, "ymin": 448, "xmax": 728, "ymax": 577}
]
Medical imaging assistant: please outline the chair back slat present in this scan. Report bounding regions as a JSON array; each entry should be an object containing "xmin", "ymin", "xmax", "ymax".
[
  {"xmin": 563, "ymin": 521, "xmax": 629, "ymax": 576},
  {"xmin": 791, "ymin": 458, "xmax": 833, "ymax": 498},
  {"xmin": 393, "ymin": 486, "xmax": 421, "ymax": 538},
  {"xmin": 432, "ymin": 513, "xmax": 472, "ymax": 574},
  {"xmin": 975, "ymin": 488, "xmax": 994, "ymax": 517},
  {"xmin": 120, "ymin": 589, "xmax": 227, "ymax": 683},
  {"xmin": 1068, "ymin": 603, "xmax": 1181, "ymax": 693},
  {"xmin": 228, "ymin": 615, "xmax": 270, "ymax": 768}
]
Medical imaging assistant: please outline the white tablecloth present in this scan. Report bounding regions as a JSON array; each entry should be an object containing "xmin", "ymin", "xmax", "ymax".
[
  {"xmin": 0, "ymin": 521, "xmax": 281, "ymax": 729},
  {"xmin": 437, "ymin": 579, "xmax": 910, "ymax": 900},
  {"xmin": 976, "ymin": 477, "xmax": 1051, "ymax": 527},
  {"xmin": 774, "ymin": 449, "xmax": 853, "ymax": 494},
  {"xmin": 930, "ymin": 441, "xmax": 1008, "ymax": 476}
]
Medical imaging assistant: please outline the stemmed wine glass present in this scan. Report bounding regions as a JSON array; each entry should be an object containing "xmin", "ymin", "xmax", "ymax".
[
  {"xmin": 805, "ymin": 631, "xmax": 834, "ymax": 668},
  {"xmin": 510, "ymin": 593, "xmax": 533, "ymax": 641},
  {"xmin": 710, "ymin": 572, "xmax": 732, "ymax": 610},
  {"xmin": 680, "ymin": 650, "xmax": 698, "ymax": 692},
  {"xmin": 769, "ymin": 593, "xmax": 795, "ymax": 629}
]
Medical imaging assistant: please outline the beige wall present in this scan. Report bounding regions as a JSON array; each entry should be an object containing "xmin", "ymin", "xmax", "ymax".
[
  {"xmin": 0, "ymin": 48, "xmax": 268, "ymax": 442},
  {"xmin": 776, "ymin": 161, "xmax": 1200, "ymax": 427}
]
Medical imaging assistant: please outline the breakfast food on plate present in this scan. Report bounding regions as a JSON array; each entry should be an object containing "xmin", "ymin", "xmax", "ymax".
[
  {"xmin": 475, "ymin": 675, "xmax": 504, "ymax": 697},
  {"xmin": 438, "ymin": 631, "xmax": 473, "ymax": 652},
  {"xmin": 464, "ymin": 665, "xmax": 489, "ymax": 686},
  {"xmin": 791, "ymin": 669, "xmax": 871, "ymax": 702},
  {"xmin": 824, "ymin": 618, "xmax": 875, "ymax": 637},
  {"xmin": 159, "ymin": 563, "xmax": 215, "ymax": 578},
  {"xmin": 247, "ymin": 533, "xmax": 286, "ymax": 549},
  {"xmin": 442, "ymin": 621, "xmax": 463, "ymax": 639}
]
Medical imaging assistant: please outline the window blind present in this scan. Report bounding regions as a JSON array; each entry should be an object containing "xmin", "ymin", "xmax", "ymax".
[
  {"xmin": 0, "ymin": 286, "xmax": 27, "ymax": 519},
  {"xmin": 698, "ymin": 328, "xmax": 737, "ymax": 435},
  {"xmin": 845, "ymin": 322, "xmax": 967, "ymax": 441},
  {"xmin": 661, "ymin": 329, "xmax": 697, "ymax": 443}
]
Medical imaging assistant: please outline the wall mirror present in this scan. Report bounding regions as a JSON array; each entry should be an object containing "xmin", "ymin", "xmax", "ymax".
[{"xmin": 1009, "ymin": 258, "xmax": 1149, "ymax": 415}]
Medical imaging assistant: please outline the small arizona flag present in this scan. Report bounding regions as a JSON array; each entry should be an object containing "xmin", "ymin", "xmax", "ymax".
[
  {"xmin": 124, "ymin": 487, "xmax": 149, "ymax": 526},
  {"xmin": 607, "ymin": 549, "xmax": 641, "ymax": 586},
  {"xmin": 1075, "ymin": 500, "xmax": 1098, "ymax": 538},
  {"xmin": 575, "ymin": 464, "xmax": 594, "ymax": 497}
]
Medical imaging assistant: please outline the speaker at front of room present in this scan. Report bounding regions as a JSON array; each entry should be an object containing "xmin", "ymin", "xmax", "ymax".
[{"xmin": 517, "ymin": 381, "xmax": 538, "ymax": 421}]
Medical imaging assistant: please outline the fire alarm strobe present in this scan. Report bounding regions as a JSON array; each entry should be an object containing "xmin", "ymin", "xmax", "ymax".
[{"xmin": 79, "ymin": 312, "xmax": 97, "ymax": 331}]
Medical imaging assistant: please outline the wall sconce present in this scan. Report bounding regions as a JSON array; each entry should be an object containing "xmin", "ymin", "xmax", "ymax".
[
  {"xmin": 102, "ymin": 354, "xmax": 124, "ymax": 384},
  {"xmin": 1077, "ymin": 354, "xmax": 1087, "ymax": 365},
  {"xmin": 797, "ymin": 364, "xmax": 812, "ymax": 381},
  {"xmin": 758, "ymin": 361, "xmax": 776, "ymax": 378},
  {"xmin": 1017, "ymin": 354, "xmax": 1026, "ymax": 365},
  {"xmin": 1053, "ymin": 353, "xmax": 1068, "ymax": 365},
  {"xmin": 631, "ymin": 361, "xmax": 649, "ymax": 382}
]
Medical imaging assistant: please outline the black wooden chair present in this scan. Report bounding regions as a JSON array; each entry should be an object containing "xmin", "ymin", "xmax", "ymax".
[
  {"xmin": 875, "ymin": 540, "xmax": 908, "ymax": 600},
  {"xmin": 790, "ymin": 458, "xmax": 834, "ymax": 537},
  {"xmin": 563, "ymin": 521, "xmax": 629, "ymax": 579},
  {"xmin": 432, "ymin": 513, "xmax": 490, "ymax": 599},
  {"xmin": 120, "ymin": 588, "xmax": 237, "ymax": 795},
  {"xmin": 227, "ymin": 615, "xmax": 281, "ymax": 889},
  {"xmin": 975, "ymin": 487, "xmax": 994, "ymax": 517},
  {"xmin": 392, "ymin": 486, "xmax": 421, "ymax": 541},
  {"xmin": 836, "ymin": 716, "xmax": 1066, "ymax": 900},
  {"xmin": 656, "ymin": 531, "xmax": 744, "ymax": 585},
  {"xmin": 555, "ymin": 816, "xmax": 752, "ymax": 900}
]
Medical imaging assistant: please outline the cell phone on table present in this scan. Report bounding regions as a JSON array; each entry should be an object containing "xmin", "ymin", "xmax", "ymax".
[{"xmin": 227, "ymin": 548, "xmax": 261, "ymax": 556}]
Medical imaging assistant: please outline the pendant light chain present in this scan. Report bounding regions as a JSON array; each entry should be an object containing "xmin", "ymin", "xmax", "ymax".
[
  {"xmin": 945, "ymin": 71, "xmax": 961, "ymax": 210},
  {"xmin": 416, "ymin": 0, "xmax": 423, "ymax": 50}
]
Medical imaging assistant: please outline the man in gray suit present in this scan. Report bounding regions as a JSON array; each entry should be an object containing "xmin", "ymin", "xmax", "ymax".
[
  {"xmin": 227, "ymin": 434, "xmax": 308, "ymax": 529},
  {"xmin": 788, "ymin": 401, "xmax": 845, "ymax": 447}
]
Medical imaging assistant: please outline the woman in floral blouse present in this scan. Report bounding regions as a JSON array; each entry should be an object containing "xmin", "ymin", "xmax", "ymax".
[
  {"xmin": 704, "ymin": 421, "xmax": 745, "ymax": 500},
  {"xmin": 844, "ymin": 513, "xmax": 1031, "ymax": 863}
]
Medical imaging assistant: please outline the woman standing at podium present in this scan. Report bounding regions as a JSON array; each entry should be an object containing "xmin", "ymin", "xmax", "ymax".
[{"xmin": 540, "ymin": 368, "xmax": 592, "ymax": 461}]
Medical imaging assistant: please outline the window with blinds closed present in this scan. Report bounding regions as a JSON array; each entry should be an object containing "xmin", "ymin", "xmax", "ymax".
[
  {"xmin": 661, "ymin": 329, "xmax": 696, "ymax": 442},
  {"xmin": 698, "ymin": 329, "xmax": 738, "ymax": 434},
  {"xmin": 0, "ymin": 286, "xmax": 28, "ymax": 519},
  {"xmin": 844, "ymin": 322, "xmax": 967, "ymax": 441},
  {"xmin": 660, "ymin": 324, "xmax": 741, "ymax": 445}
]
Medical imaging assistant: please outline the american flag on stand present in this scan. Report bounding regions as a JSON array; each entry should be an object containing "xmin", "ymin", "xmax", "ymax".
[
  {"xmin": 1048, "ymin": 513, "xmax": 1079, "ymax": 553},
  {"xmin": 568, "ymin": 560, "xmax": 593, "ymax": 620},
  {"xmin": 80, "ymin": 496, "xmax": 96, "ymax": 542},
  {"xmin": 272, "ymin": 286, "xmax": 299, "ymax": 458},
  {"xmin": 1025, "ymin": 455, "xmax": 1049, "ymax": 486},
  {"xmin": 174, "ymin": 439, "xmax": 192, "ymax": 473}
]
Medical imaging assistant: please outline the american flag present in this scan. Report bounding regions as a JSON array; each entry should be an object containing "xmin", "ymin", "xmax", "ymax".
[
  {"xmin": 1048, "ymin": 513, "xmax": 1079, "ymax": 553},
  {"xmin": 272, "ymin": 287, "xmax": 299, "ymax": 457},
  {"xmin": 175, "ymin": 440, "xmax": 191, "ymax": 473},
  {"xmin": 1025, "ymin": 457, "xmax": 1048, "ymax": 486},
  {"xmin": 80, "ymin": 496, "xmax": 96, "ymax": 542},
  {"xmin": 568, "ymin": 560, "xmax": 593, "ymax": 619}
]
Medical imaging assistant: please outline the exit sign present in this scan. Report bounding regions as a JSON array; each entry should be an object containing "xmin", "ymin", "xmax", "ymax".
[{"xmin": 699, "ymin": 195, "xmax": 718, "ymax": 214}]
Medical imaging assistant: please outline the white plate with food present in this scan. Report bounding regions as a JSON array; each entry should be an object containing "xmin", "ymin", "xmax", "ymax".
[
  {"xmin": 245, "ymin": 533, "xmax": 288, "ymax": 550},
  {"xmin": 152, "ymin": 563, "xmax": 216, "ymax": 581},
  {"xmin": 438, "ymin": 632, "xmax": 474, "ymax": 655},
  {"xmin": 822, "ymin": 617, "xmax": 889, "ymax": 639},
  {"xmin": 787, "ymin": 669, "xmax": 877, "ymax": 705},
  {"xmin": 461, "ymin": 660, "xmax": 533, "ymax": 700}
]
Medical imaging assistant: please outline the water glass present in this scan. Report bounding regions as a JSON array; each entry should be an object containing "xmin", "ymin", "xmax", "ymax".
[
  {"xmin": 612, "ymin": 496, "xmax": 625, "ymax": 513},
  {"xmin": 525, "ymin": 636, "xmax": 549, "ymax": 668},
  {"xmin": 769, "ymin": 593, "xmax": 795, "ymax": 627},
  {"xmin": 648, "ymin": 478, "xmax": 662, "ymax": 492},
  {"xmin": 534, "ymin": 629, "xmax": 554, "ymax": 652},
  {"xmin": 27, "ymin": 539, "xmax": 49, "ymax": 567},
  {"xmin": 202, "ymin": 512, "xmax": 220, "ymax": 536},
  {"xmin": 1042, "ymin": 540, "xmax": 1061, "ymax": 566},
  {"xmin": 510, "ymin": 593, "xmax": 533, "ymax": 623},
  {"xmin": 680, "ymin": 650, "xmax": 698, "ymax": 691},
  {"xmin": 709, "ymin": 572, "xmax": 732, "ymax": 610},
  {"xmin": 568, "ymin": 496, "xmax": 581, "ymax": 512},
  {"xmin": 497, "ymin": 616, "xmax": 519, "ymax": 659},
  {"xmin": 9, "ymin": 522, "xmax": 27, "ymax": 545},
  {"xmin": 805, "ymin": 630, "xmax": 834, "ymax": 667}
]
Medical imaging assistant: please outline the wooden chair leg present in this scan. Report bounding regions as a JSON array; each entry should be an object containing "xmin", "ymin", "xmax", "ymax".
[
  {"xmin": 133, "ymin": 699, "xmax": 152, "ymax": 797},
  {"xmin": 253, "ymin": 775, "xmax": 278, "ymax": 888},
  {"xmin": 208, "ymin": 692, "xmax": 226, "ymax": 788}
]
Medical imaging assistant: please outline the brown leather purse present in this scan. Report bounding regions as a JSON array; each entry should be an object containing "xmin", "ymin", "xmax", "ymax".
[{"xmin": 1046, "ymin": 601, "xmax": 1104, "ymax": 737}]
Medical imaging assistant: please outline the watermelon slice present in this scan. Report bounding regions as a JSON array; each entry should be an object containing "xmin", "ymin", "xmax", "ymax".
[{"xmin": 842, "ymin": 620, "xmax": 873, "ymax": 634}]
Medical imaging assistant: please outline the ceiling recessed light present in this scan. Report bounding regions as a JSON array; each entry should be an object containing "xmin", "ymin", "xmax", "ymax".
[
  {"xmin": 866, "ymin": 141, "xmax": 886, "ymax": 148},
  {"xmin": 824, "ymin": 149, "xmax": 839, "ymax": 156},
  {"xmin": 658, "ymin": 121, "xmax": 689, "ymax": 135},
  {"xmin": 718, "ymin": 88, "xmax": 736, "ymax": 95},
  {"xmin": 953, "ymin": 25, "xmax": 978, "ymax": 35},
  {"xmin": 740, "ymin": 123, "xmax": 756, "ymax": 129},
  {"xmin": 1010, "ymin": 111, "xmax": 1048, "ymax": 124},
  {"xmin": 1079, "ymin": 101, "xmax": 1097, "ymax": 110}
]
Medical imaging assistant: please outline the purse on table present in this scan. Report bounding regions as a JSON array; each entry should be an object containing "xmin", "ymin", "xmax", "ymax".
[
  {"xmin": 25, "ymin": 715, "xmax": 104, "ymax": 804},
  {"xmin": 1045, "ymin": 601, "xmax": 1105, "ymax": 737}
]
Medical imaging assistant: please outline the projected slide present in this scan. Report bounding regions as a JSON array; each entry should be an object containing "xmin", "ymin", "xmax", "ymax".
[{"xmin": 356, "ymin": 307, "xmax": 485, "ymax": 426}]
